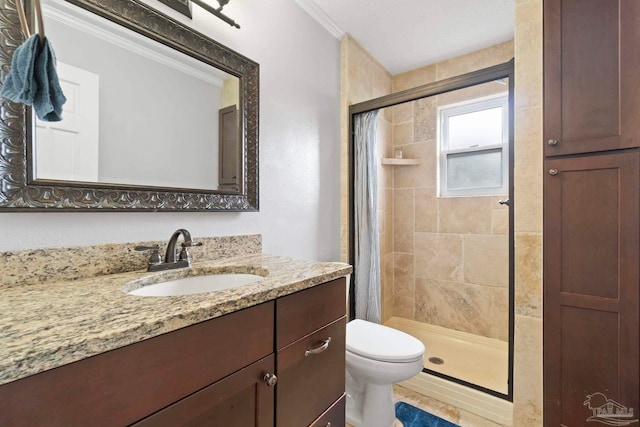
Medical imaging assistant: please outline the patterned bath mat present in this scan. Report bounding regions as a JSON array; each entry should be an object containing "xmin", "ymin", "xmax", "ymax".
[{"xmin": 395, "ymin": 401, "xmax": 460, "ymax": 427}]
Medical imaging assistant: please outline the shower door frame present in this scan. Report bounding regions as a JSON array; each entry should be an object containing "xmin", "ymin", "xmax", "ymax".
[{"xmin": 348, "ymin": 59, "xmax": 515, "ymax": 401}]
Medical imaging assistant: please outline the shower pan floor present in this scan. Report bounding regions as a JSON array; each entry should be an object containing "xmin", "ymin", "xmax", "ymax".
[{"xmin": 385, "ymin": 317, "xmax": 508, "ymax": 395}]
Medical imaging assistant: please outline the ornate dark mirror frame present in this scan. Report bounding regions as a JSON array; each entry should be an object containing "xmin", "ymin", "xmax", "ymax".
[{"xmin": 0, "ymin": 0, "xmax": 259, "ymax": 211}]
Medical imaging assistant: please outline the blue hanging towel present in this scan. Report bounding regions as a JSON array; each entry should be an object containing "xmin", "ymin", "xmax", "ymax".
[{"xmin": 0, "ymin": 34, "xmax": 66, "ymax": 122}]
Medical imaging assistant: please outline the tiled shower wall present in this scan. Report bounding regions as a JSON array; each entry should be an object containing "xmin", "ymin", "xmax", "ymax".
[
  {"xmin": 342, "ymin": 39, "xmax": 514, "ymax": 338},
  {"xmin": 340, "ymin": 35, "xmax": 394, "ymax": 320},
  {"xmin": 387, "ymin": 72, "xmax": 513, "ymax": 341}
]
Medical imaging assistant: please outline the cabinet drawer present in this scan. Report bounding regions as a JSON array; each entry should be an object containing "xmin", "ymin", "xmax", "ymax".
[
  {"xmin": 276, "ymin": 317, "xmax": 346, "ymax": 426},
  {"xmin": 310, "ymin": 394, "xmax": 346, "ymax": 427},
  {"xmin": 133, "ymin": 355, "xmax": 275, "ymax": 427},
  {"xmin": 276, "ymin": 278, "xmax": 346, "ymax": 349},
  {"xmin": 0, "ymin": 301, "xmax": 274, "ymax": 427}
]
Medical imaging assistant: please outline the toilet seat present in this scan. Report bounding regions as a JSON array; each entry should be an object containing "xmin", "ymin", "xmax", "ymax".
[{"xmin": 346, "ymin": 319, "xmax": 425, "ymax": 363}]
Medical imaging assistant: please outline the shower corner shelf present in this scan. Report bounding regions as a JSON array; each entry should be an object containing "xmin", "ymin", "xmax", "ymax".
[{"xmin": 381, "ymin": 158, "xmax": 422, "ymax": 166}]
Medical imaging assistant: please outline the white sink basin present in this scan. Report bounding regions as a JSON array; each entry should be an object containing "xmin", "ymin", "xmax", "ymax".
[{"xmin": 127, "ymin": 273, "xmax": 264, "ymax": 297}]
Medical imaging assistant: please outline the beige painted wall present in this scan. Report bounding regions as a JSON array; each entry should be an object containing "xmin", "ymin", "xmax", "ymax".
[{"xmin": 341, "ymin": 0, "xmax": 543, "ymax": 421}]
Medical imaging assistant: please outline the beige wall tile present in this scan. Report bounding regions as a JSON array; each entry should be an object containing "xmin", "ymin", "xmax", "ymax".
[
  {"xmin": 394, "ymin": 253, "xmax": 415, "ymax": 298},
  {"xmin": 415, "ymin": 187, "xmax": 438, "ymax": 233},
  {"xmin": 436, "ymin": 41, "xmax": 514, "ymax": 81},
  {"xmin": 512, "ymin": 0, "xmax": 544, "ymax": 423},
  {"xmin": 382, "ymin": 252, "xmax": 394, "ymax": 302},
  {"xmin": 377, "ymin": 116, "xmax": 393, "ymax": 159},
  {"xmin": 415, "ymin": 233, "xmax": 463, "ymax": 282},
  {"xmin": 464, "ymin": 235, "xmax": 509, "ymax": 288},
  {"xmin": 340, "ymin": 34, "xmax": 393, "ymax": 271},
  {"xmin": 393, "ymin": 122, "xmax": 414, "ymax": 146},
  {"xmin": 381, "ymin": 189, "xmax": 394, "ymax": 255},
  {"xmin": 515, "ymin": 232, "xmax": 542, "ymax": 318},
  {"xmin": 513, "ymin": 315, "xmax": 543, "ymax": 426},
  {"xmin": 394, "ymin": 189, "xmax": 415, "ymax": 253},
  {"xmin": 413, "ymin": 97, "xmax": 438, "ymax": 143},
  {"xmin": 414, "ymin": 278, "xmax": 508, "ymax": 340},
  {"xmin": 382, "ymin": 295, "xmax": 394, "ymax": 323},
  {"xmin": 393, "ymin": 65, "xmax": 437, "ymax": 92},
  {"xmin": 514, "ymin": 105, "xmax": 543, "ymax": 233},
  {"xmin": 394, "ymin": 295, "xmax": 415, "ymax": 319},
  {"xmin": 393, "ymin": 142, "xmax": 437, "ymax": 189},
  {"xmin": 393, "ymin": 102, "xmax": 413, "ymax": 123},
  {"xmin": 515, "ymin": 0, "xmax": 542, "ymax": 110},
  {"xmin": 436, "ymin": 80, "xmax": 508, "ymax": 108},
  {"xmin": 438, "ymin": 197, "xmax": 492, "ymax": 235},
  {"xmin": 491, "ymin": 208, "xmax": 509, "ymax": 235}
]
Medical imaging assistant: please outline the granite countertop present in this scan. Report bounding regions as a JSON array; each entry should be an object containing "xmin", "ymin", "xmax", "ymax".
[{"xmin": 0, "ymin": 254, "xmax": 351, "ymax": 386}]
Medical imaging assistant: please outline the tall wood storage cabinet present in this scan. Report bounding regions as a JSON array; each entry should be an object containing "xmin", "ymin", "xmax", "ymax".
[{"xmin": 543, "ymin": 0, "xmax": 640, "ymax": 425}]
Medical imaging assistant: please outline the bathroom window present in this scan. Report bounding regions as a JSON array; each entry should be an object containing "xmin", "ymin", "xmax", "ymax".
[{"xmin": 438, "ymin": 95, "xmax": 509, "ymax": 197}]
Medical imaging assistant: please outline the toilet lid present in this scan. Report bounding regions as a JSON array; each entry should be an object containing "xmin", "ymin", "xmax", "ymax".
[{"xmin": 346, "ymin": 319, "xmax": 425, "ymax": 363}]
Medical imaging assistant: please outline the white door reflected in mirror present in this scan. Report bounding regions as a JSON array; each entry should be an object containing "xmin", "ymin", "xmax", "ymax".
[{"xmin": 35, "ymin": 61, "xmax": 99, "ymax": 182}]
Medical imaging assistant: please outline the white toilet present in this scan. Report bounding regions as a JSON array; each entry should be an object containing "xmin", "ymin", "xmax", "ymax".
[{"xmin": 345, "ymin": 318, "xmax": 425, "ymax": 427}]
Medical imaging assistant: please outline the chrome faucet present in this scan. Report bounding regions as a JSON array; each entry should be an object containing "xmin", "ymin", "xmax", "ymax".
[{"xmin": 135, "ymin": 229, "xmax": 203, "ymax": 272}]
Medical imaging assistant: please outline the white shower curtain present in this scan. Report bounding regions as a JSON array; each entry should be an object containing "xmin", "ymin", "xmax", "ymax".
[{"xmin": 354, "ymin": 110, "xmax": 381, "ymax": 324}]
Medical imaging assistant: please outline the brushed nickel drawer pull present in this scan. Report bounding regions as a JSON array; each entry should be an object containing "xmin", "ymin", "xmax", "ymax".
[
  {"xmin": 304, "ymin": 337, "xmax": 332, "ymax": 357},
  {"xmin": 548, "ymin": 139, "xmax": 559, "ymax": 146},
  {"xmin": 549, "ymin": 168, "xmax": 559, "ymax": 176}
]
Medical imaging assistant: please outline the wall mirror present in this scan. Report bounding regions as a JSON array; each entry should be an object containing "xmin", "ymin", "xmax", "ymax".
[{"xmin": 0, "ymin": 0, "xmax": 259, "ymax": 211}]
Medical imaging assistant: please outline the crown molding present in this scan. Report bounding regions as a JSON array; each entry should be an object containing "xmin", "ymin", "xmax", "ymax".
[{"xmin": 294, "ymin": 0, "xmax": 343, "ymax": 39}]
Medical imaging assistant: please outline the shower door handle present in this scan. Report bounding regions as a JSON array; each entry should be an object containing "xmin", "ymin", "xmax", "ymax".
[{"xmin": 498, "ymin": 199, "xmax": 510, "ymax": 206}]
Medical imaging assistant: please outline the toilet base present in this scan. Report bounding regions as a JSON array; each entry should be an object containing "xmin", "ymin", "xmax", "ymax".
[{"xmin": 346, "ymin": 381, "xmax": 396, "ymax": 427}]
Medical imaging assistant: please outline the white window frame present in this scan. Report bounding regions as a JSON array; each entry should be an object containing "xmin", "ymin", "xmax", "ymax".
[{"xmin": 438, "ymin": 94, "xmax": 509, "ymax": 197}]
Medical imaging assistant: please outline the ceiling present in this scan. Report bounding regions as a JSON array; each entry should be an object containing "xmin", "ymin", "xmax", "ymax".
[{"xmin": 298, "ymin": 0, "xmax": 515, "ymax": 75}]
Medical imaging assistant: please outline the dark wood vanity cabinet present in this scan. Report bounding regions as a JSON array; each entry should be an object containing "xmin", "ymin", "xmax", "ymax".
[
  {"xmin": 543, "ymin": 1, "xmax": 640, "ymax": 424},
  {"xmin": 0, "ymin": 277, "xmax": 347, "ymax": 426}
]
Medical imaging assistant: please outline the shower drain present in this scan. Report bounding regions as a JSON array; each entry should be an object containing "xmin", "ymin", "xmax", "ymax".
[{"xmin": 428, "ymin": 357, "xmax": 445, "ymax": 365}]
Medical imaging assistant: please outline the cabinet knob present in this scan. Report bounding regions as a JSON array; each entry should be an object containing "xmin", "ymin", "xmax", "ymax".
[
  {"xmin": 263, "ymin": 373, "xmax": 277, "ymax": 387},
  {"xmin": 548, "ymin": 139, "xmax": 559, "ymax": 146},
  {"xmin": 304, "ymin": 337, "xmax": 332, "ymax": 357},
  {"xmin": 549, "ymin": 169, "xmax": 559, "ymax": 176}
]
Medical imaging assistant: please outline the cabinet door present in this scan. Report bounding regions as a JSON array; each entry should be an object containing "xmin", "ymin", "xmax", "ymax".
[
  {"xmin": 133, "ymin": 355, "xmax": 275, "ymax": 427},
  {"xmin": 544, "ymin": 0, "xmax": 640, "ymax": 156},
  {"xmin": 543, "ymin": 150, "xmax": 640, "ymax": 425}
]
